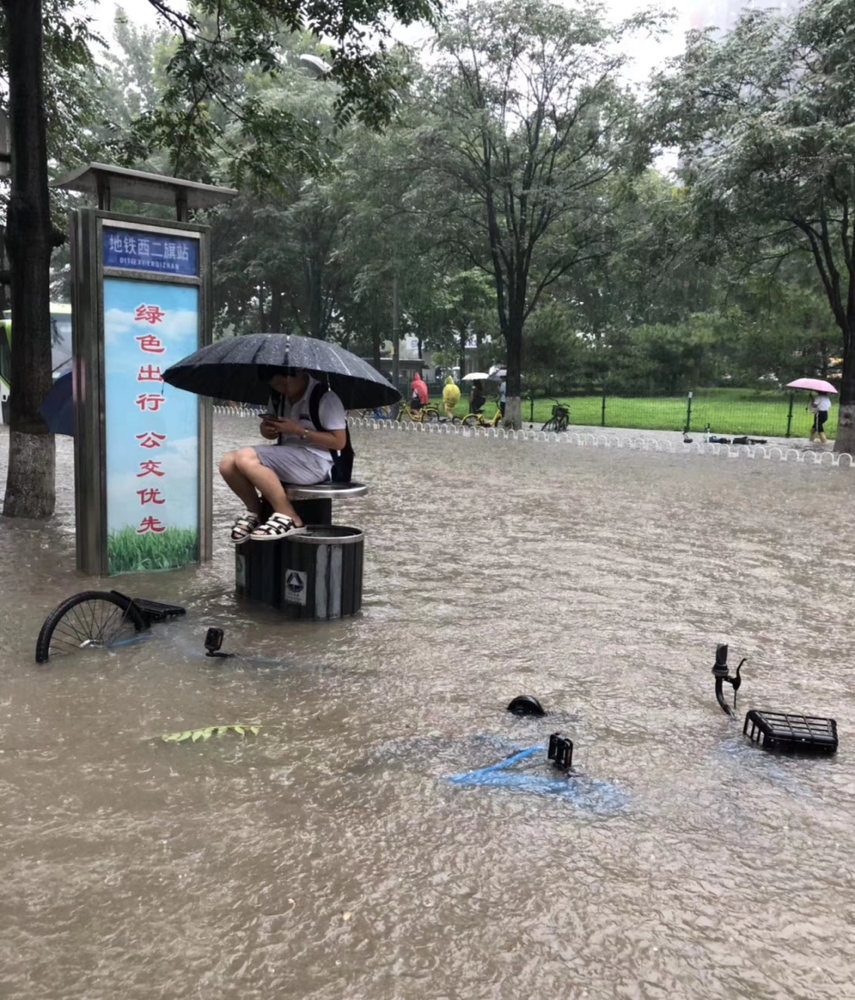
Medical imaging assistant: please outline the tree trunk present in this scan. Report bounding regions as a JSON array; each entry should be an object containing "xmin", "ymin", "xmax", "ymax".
[
  {"xmin": 2, "ymin": 0, "xmax": 56, "ymax": 519},
  {"xmin": 371, "ymin": 312, "xmax": 382, "ymax": 371},
  {"xmin": 0, "ymin": 226, "xmax": 8, "ymax": 315},
  {"xmin": 835, "ymin": 317, "xmax": 855, "ymax": 454},
  {"xmin": 503, "ymin": 305, "xmax": 524, "ymax": 429},
  {"xmin": 818, "ymin": 336, "xmax": 829, "ymax": 380},
  {"xmin": 269, "ymin": 281, "xmax": 282, "ymax": 332},
  {"xmin": 458, "ymin": 325, "xmax": 466, "ymax": 377},
  {"xmin": 309, "ymin": 259, "xmax": 324, "ymax": 339}
]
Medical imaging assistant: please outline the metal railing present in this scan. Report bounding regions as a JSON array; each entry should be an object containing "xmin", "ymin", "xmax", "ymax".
[{"xmin": 513, "ymin": 388, "xmax": 830, "ymax": 440}]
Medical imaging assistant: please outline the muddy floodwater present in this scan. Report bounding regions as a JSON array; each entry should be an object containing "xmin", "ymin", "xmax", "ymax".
[{"xmin": 1, "ymin": 418, "xmax": 854, "ymax": 1000}]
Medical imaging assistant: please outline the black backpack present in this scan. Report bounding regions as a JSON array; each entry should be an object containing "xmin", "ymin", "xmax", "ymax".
[{"xmin": 308, "ymin": 382, "xmax": 354, "ymax": 483}]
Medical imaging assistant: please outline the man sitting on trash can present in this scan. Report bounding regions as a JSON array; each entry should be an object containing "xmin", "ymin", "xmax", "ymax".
[{"xmin": 219, "ymin": 368, "xmax": 347, "ymax": 543}]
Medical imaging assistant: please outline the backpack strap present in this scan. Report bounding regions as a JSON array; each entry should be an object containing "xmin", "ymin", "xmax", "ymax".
[
  {"xmin": 308, "ymin": 381, "xmax": 327, "ymax": 431},
  {"xmin": 307, "ymin": 382, "xmax": 354, "ymax": 483}
]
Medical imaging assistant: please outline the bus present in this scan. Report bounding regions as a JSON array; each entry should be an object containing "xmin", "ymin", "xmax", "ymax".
[{"xmin": 0, "ymin": 302, "xmax": 73, "ymax": 385}]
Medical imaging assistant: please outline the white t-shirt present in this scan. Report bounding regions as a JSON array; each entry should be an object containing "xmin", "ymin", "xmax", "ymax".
[
  {"xmin": 266, "ymin": 375, "xmax": 347, "ymax": 466},
  {"xmin": 811, "ymin": 394, "xmax": 832, "ymax": 413}
]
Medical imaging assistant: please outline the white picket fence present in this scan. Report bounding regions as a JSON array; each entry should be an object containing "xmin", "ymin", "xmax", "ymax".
[{"xmin": 212, "ymin": 407, "xmax": 853, "ymax": 468}]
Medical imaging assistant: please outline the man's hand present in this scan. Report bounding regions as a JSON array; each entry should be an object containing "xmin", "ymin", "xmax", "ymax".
[
  {"xmin": 259, "ymin": 415, "xmax": 281, "ymax": 440},
  {"xmin": 260, "ymin": 415, "xmax": 346, "ymax": 451},
  {"xmin": 261, "ymin": 416, "xmax": 304, "ymax": 438}
]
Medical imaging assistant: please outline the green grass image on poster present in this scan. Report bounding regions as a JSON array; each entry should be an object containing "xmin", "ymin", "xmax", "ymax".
[{"xmin": 108, "ymin": 526, "xmax": 199, "ymax": 576}]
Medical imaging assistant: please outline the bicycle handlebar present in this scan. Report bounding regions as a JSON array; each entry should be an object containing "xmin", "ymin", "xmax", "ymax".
[{"xmin": 545, "ymin": 397, "xmax": 569, "ymax": 414}]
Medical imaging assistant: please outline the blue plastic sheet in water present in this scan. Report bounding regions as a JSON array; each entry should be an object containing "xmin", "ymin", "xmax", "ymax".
[{"xmin": 447, "ymin": 744, "xmax": 630, "ymax": 814}]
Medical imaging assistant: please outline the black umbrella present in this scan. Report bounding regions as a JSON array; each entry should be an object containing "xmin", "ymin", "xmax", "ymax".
[{"xmin": 162, "ymin": 333, "xmax": 400, "ymax": 410}]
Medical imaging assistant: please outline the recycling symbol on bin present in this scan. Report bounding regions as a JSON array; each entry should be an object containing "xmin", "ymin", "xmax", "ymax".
[{"xmin": 286, "ymin": 571, "xmax": 305, "ymax": 594}]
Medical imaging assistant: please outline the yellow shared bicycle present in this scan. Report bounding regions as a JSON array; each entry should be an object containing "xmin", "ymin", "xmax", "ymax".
[
  {"xmin": 460, "ymin": 399, "xmax": 503, "ymax": 428},
  {"xmin": 396, "ymin": 401, "xmax": 442, "ymax": 423}
]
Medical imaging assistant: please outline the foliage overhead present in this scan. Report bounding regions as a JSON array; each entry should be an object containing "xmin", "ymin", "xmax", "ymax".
[
  {"xmin": 123, "ymin": 0, "xmax": 442, "ymax": 186},
  {"xmin": 0, "ymin": 1, "xmax": 105, "ymax": 173},
  {"xmin": 3, "ymin": 0, "xmax": 851, "ymax": 437}
]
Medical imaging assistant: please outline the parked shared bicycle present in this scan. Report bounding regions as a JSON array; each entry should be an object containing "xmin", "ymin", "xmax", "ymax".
[
  {"xmin": 461, "ymin": 398, "xmax": 504, "ymax": 428},
  {"xmin": 541, "ymin": 398, "xmax": 570, "ymax": 433}
]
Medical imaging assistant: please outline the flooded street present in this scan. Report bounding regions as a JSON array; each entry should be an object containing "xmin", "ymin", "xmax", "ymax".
[{"xmin": 1, "ymin": 416, "xmax": 854, "ymax": 999}]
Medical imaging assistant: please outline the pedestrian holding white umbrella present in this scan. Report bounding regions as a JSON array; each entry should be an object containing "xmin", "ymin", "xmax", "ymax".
[{"xmin": 786, "ymin": 378, "xmax": 838, "ymax": 445}]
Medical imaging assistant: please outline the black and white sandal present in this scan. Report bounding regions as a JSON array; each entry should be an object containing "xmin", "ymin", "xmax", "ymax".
[
  {"xmin": 250, "ymin": 513, "xmax": 307, "ymax": 542},
  {"xmin": 230, "ymin": 511, "xmax": 261, "ymax": 544}
]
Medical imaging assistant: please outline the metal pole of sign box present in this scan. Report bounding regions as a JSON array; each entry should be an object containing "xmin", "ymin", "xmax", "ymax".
[
  {"xmin": 70, "ymin": 209, "xmax": 213, "ymax": 576},
  {"xmin": 57, "ymin": 164, "xmax": 238, "ymax": 578}
]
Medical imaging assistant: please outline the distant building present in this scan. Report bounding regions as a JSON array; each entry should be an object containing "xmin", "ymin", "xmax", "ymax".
[
  {"xmin": 676, "ymin": 0, "xmax": 804, "ymax": 178},
  {"xmin": 686, "ymin": 0, "xmax": 803, "ymax": 35}
]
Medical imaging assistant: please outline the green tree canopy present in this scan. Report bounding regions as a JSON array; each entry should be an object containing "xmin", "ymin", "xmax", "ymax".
[
  {"xmin": 651, "ymin": 0, "xmax": 855, "ymax": 450},
  {"xmin": 407, "ymin": 0, "xmax": 657, "ymax": 426}
]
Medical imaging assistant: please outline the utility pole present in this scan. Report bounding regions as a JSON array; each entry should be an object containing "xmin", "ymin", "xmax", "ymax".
[{"xmin": 392, "ymin": 272, "xmax": 400, "ymax": 393}]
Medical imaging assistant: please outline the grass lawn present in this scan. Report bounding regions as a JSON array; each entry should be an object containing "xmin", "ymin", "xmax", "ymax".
[
  {"xmin": 427, "ymin": 388, "xmax": 833, "ymax": 439},
  {"xmin": 108, "ymin": 526, "xmax": 199, "ymax": 575}
]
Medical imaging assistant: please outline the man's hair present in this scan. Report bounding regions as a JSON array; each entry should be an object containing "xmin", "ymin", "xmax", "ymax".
[{"xmin": 266, "ymin": 366, "xmax": 305, "ymax": 380}]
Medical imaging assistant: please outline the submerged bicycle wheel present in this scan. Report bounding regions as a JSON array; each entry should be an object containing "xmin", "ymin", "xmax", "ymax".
[{"xmin": 35, "ymin": 590, "xmax": 148, "ymax": 663}]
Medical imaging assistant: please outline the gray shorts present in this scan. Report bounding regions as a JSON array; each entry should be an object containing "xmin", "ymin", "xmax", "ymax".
[{"xmin": 252, "ymin": 444, "xmax": 332, "ymax": 485}]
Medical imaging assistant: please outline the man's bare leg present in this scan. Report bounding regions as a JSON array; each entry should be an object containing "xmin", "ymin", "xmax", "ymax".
[
  {"xmin": 219, "ymin": 450, "xmax": 263, "ymax": 514},
  {"xmin": 234, "ymin": 449, "xmax": 304, "ymax": 526}
]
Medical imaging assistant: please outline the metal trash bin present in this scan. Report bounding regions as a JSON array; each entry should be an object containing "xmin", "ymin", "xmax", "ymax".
[{"xmin": 236, "ymin": 525, "xmax": 364, "ymax": 620}]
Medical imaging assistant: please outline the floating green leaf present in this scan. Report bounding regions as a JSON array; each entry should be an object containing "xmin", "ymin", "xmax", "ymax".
[{"xmin": 159, "ymin": 724, "xmax": 262, "ymax": 743}]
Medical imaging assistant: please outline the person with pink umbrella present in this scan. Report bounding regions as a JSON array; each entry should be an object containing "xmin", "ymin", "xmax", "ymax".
[
  {"xmin": 786, "ymin": 378, "xmax": 838, "ymax": 445},
  {"xmin": 809, "ymin": 392, "xmax": 833, "ymax": 444}
]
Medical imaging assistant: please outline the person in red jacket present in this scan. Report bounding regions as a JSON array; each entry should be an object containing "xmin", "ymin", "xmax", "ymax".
[{"xmin": 410, "ymin": 372, "xmax": 429, "ymax": 411}]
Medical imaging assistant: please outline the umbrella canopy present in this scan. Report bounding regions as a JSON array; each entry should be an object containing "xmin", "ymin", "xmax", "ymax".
[
  {"xmin": 39, "ymin": 371, "xmax": 74, "ymax": 436},
  {"xmin": 461, "ymin": 372, "xmax": 490, "ymax": 381},
  {"xmin": 786, "ymin": 378, "xmax": 838, "ymax": 394},
  {"xmin": 162, "ymin": 333, "xmax": 400, "ymax": 410}
]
